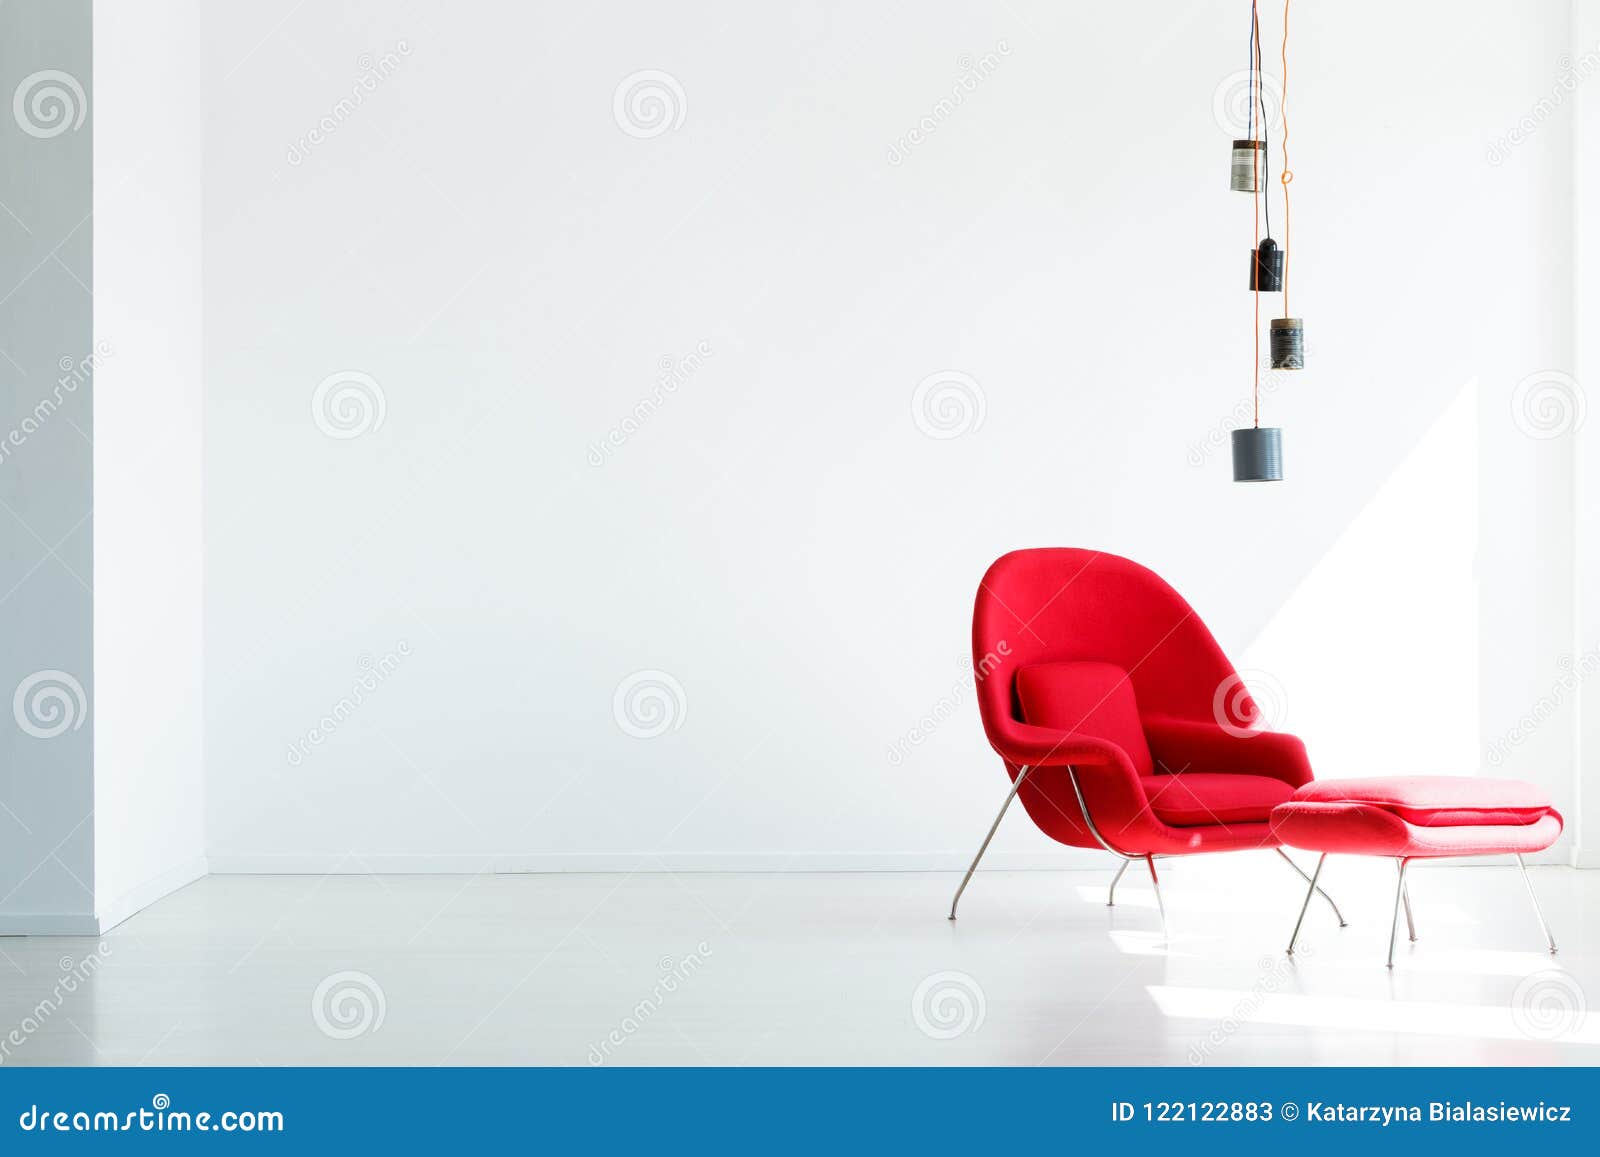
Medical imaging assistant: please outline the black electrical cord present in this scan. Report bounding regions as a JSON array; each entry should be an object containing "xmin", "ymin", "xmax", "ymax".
[{"xmin": 1253, "ymin": 1, "xmax": 1272, "ymax": 240}]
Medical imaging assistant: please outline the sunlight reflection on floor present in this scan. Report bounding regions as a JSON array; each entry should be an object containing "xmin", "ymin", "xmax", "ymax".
[{"xmin": 1149, "ymin": 984, "xmax": 1597, "ymax": 1045}]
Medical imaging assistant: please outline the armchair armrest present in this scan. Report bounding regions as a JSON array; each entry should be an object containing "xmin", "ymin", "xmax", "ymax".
[
  {"xmin": 1140, "ymin": 714, "xmax": 1313, "ymax": 788},
  {"xmin": 986, "ymin": 718, "xmax": 1127, "ymax": 769},
  {"xmin": 985, "ymin": 718, "xmax": 1171, "ymax": 852},
  {"xmin": 986, "ymin": 716, "xmax": 1149, "ymax": 798}
]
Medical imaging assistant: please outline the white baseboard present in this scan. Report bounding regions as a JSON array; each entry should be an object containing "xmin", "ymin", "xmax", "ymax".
[
  {"xmin": 494, "ymin": 850, "xmax": 1118, "ymax": 873},
  {"xmin": 485, "ymin": 849, "xmax": 1581, "ymax": 872},
  {"xmin": 94, "ymin": 856, "xmax": 208, "ymax": 933},
  {"xmin": 206, "ymin": 849, "xmax": 1115, "ymax": 874},
  {"xmin": 208, "ymin": 852, "xmax": 499, "ymax": 874},
  {"xmin": 125, "ymin": 845, "xmax": 1599, "ymax": 880}
]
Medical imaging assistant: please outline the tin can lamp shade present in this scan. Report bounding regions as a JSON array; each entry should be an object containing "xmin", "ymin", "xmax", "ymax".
[
  {"xmin": 1232, "ymin": 426, "xmax": 1283, "ymax": 482},
  {"xmin": 1270, "ymin": 317, "xmax": 1304, "ymax": 368},
  {"xmin": 1230, "ymin": 139, "xmax": 1264, "ymax": 191}
]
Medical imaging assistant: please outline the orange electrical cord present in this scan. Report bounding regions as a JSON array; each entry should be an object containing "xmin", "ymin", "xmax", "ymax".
[{"xmin": 1280, "ymin": 0, "xmax": 1293, "ymax": 318}]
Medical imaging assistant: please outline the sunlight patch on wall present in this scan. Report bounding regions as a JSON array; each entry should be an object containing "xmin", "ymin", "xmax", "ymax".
[{"xmin": 1238, "ymin": 380, "xmax": 1480, "ymax": 778}]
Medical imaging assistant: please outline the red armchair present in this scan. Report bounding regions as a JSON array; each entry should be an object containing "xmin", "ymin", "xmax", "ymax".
[{"xmin": 949, "ymin": 548, "xmax": 1344, "ymax": 930}]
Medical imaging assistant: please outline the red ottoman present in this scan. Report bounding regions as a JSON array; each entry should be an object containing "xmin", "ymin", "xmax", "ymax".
[{"xmin": 1269, "ymin": 776, "xmax": 1562, "ymax": 967}]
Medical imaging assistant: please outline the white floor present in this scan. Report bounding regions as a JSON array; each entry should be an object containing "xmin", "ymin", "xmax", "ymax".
[{"xmin": 1, "ymin": 856, "xmax": 1595, "ymax": 1066}]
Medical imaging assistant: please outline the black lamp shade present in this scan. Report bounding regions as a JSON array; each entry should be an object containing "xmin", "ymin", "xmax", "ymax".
[
  {"xmin": 1232, "ymin": 427, "xmax": 1283, "ymax": 482},
  {"xmin": 1249, "ymin": 238, "xmax": 1283, "ymax": 291}
]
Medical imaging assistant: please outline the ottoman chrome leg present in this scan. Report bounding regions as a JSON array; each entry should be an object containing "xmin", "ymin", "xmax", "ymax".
[
  {"xmin": 1399, "ymin": 861, "xmax": 1417, "ymax": 942},
  {"xmin": 1107, "ymin": 858, "xmax": 1130, "ymax": 907},
  {"xmin": 1515, "ymin": 854, "xmax": 1558, "ymax": 955},
  {"xmin": 1387, "ymin": 858, "xmax": 1412, "ymax": 969},
  {"xmin": 1275, "ymin": 847, "xmax": 1347, "ymax": 927},
  {"xmin": 1286, "ymin": 852, "xmax": 1326, "ymax": 956}
]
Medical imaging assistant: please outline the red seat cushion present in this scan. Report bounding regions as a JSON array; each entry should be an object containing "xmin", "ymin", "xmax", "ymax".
[
  {"xmin": 1291, "ymin": 775, "xmax": 1551, "ymax": 827},
  {"xmin": 1014, "ymin": 661, "xmax": 1153, "ymax": 775},
  {"xmin": 1140, "ymin": 772, "xmax": 1295, "ymax": 827}
]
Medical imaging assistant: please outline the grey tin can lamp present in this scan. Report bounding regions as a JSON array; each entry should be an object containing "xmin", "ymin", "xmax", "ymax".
[{"xmin": 1232, "ymin": 426, "xmax": 1283, "ymax": 482}]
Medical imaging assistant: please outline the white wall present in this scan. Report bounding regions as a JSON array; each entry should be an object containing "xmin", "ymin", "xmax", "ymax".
[
  {"xmin": 201, "ymin": 1, "xmax": 1581, "ymax": 871},
  {"xmin": 1575, "ymin": 0, "xmax": 1600, "ymax": 868},
  {"xmin": 92, "ymin": 0, "xmax": 207, "ymax": 925}
]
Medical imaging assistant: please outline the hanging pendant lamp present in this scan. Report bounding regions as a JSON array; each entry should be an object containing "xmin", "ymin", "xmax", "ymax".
[
  {"xmin": 1270, "ymin": 317, "xmax": 1304, "ymax": 368},
  {"xmin": 1249, "ymin": 237, "xmax": 1283, "ymax": 291},
  {"xmin": 1270, "ymin": 0, "xmax": 1305, "ymax": 371},
  {"xmin": 1227, "ymin": 0, "xmax": 1299, "ymax": 482},
  {"xmin": 1230, "ymin": 139, "xmax": 1264, "ymax": 191},
  {"xmin": 1232, "ymin": 426, "xmax": 1283, "ymax": 482}
]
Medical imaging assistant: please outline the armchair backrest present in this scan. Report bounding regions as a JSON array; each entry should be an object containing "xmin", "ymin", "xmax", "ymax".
[{"xmin": 973, "ymin": 548, "xmax": 1253, "ymax": 751}]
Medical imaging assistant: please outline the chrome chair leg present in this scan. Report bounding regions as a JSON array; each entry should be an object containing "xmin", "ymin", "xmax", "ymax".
[
  {"xmin": 1400, "ymin": 865, "xmax": 1417, "ymax": 942},
  {"xmin": 1286, "ymin": 852, "xmax": 1325, "ymax": 956},
  {"xmin": 1515, "ymin": 853, "xmax": 1558, "ymax": 954},
  {"xmin": 1386, "ymin": 857, "xmax": 1411, "ymax": 969},
  {"xmin": 1067, "ymin": 767, "xmax": 1158, "ymax": 932},
  {"xmin": 1275, "ymin": 847, "xmax": 1347, "ymax": 927},
  {"xmin": 947, "ymin": 765, "xmax": 1031, "ymax": 920},
  {"xmin": 1107, "ymin": 859, "xmax": 1130, "ymax": 907},
  {"xmin": 1144, "ymin": 854, "xmax": 1167, "ymax": 935}
]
